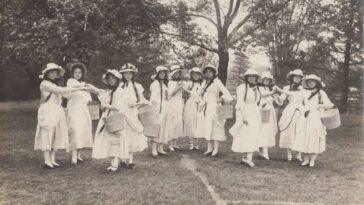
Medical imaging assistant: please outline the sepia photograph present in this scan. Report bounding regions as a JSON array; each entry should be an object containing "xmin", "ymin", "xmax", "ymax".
[{"xmin": 0, "ymin": 0, "xmax": 362, "ymax": 204}]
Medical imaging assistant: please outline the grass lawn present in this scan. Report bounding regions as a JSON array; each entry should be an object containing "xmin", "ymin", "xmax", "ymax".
[{"xmin": 0, "ymin": 101, "xmax": 363, "ymax": 205}]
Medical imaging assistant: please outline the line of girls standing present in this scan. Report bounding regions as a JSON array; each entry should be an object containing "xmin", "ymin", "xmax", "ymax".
[{"xmin": 35, "ymin": 62, "xmax": 334, "ymax": 171}]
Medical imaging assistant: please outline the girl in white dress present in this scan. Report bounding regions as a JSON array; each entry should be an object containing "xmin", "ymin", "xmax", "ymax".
[
  {"xmin": 35, "ymin": 63, "xmax": 88, "ymax": 169},
  {"xmin": 119, "ymin": 63, "xmax": 149, "ymax": 169},
  {"xmin": 66, "ymin": 62, "xmax": 94, "ymax": 165},
  {"xmin": 258, "ymin": 71, "xmax": 279, "ymax": 160},
  {"xmin": 276, "ymin": 69, "xmax": 304, "ymax": 162},
  {"xmin": 292, "ymin": 74, "xmax": 334, "ymax": 167},
  {"xmin": 92, "ymin": 69, "xmax": 129, "ymax": 172},
  {"xmin": 198, "ymin": 65, "xmax": 233, "ymax": 157},
  {"xmin": 183, "ymin": 67, "xmax": 203, "ymax": 150},
  {"xmin": 149, "ymin": 66, "xmax": 170, "ymax": 156},
  {"xmin": 166, "ymin": 65, "xmax": 184, "ymax": 151},
  {"xmin": 230, "ymin": 68, "xmax": 262, "ymax": 167}
]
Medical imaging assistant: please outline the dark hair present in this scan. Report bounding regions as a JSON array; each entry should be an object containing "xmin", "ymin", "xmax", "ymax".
[
  {"xmin": 155, "ymin": 71, "xmax": 169, "ymax": 86},
  {"xmin": 288, "ymin": 74, "xmax": 303, "ymax": 84},
  {"xmin": 260, "ymin": 78, "xmax": 274, "ymax": 91},
  {"xmin": 203, "ymin": 67, "xmax": 217, "ymax": 79},
  {"xmin": 190, "ymin": 71, "xmax": 202, "ymax": 83},
  {"xmin": 121, "ymin": 74, "xmax": 140, "ymax": 102},
  {"xmin": 105, "ymin": 73, "xmax": 120, "ymax": 90},
  {"xmin": 43, "ymin": 69, "xmax": 61, "ymax": 85},
  {"xmin": 70, "ymin": 66, "xmax": 85, "ymax": 81}
]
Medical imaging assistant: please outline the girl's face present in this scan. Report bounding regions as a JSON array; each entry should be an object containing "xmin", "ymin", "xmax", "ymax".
[
  {"xmin": 157, "ymin": 71, "xmax": 166, "ymax": 80},
  {"xmin": 172, "ymin": 71, "xmax": 181, "ymax": 79},
  {"xmin": 292, "ymin": 75, "xmax": 302, "ymax": 84},
  {"xmin": 247, "ymin": 75, "xmax": 258, "ymax": 84},
  {"xmin": 191, "ymin": 72, "xmax": 201, "ymax": 81},
  {"xmin": 47, "ymin": 70, "xmax": 59, "ymax": 80},
  {"xmin": 107, "ymin": 74, "xmax": 118, "ymax": 86},
  {"xmin": 306, "ymin": 79, "xmax": 318, "ymax": 89},
  {"xmin": 204, "ymin": 68, "xmax": 215, "ymax": 79},
  {"xmin": 262, "ymin": 78, "xmax": 271, "ymax": 86},
  {"xmin": 123, "ymin": 72, "xmax": 134, "ymax": 81},
  {"xmin": 72, "ymin": 68, "xmax": 83, "ymax": 80}
]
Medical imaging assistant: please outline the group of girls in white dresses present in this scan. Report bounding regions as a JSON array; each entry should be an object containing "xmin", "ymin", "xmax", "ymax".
[{"xmin": 35, "ymin": 62, "xmax": 335, "ymax": 171}]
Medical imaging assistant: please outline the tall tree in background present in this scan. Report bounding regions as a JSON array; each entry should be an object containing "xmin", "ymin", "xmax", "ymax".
[{"xmin": 163, "ymin": 0, "xmax": 290, "ymax": 85}]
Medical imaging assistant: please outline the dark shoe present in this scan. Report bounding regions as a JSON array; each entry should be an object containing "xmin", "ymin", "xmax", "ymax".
[
  {"xmin": 70, "ymin": 161, "xmax": 78, "ymax": 166},
  {"xmin": 120, "ymin": 161, "xmax": 127, "ymax": 168},
  {"xmin": 157, "ymin": 151, "xmax": 168, "ymax": 156},
  {"xmin": 126, "ymin": 163, "xmax": 135, "ymax": 170},
  {"xmin": 204, "ymin": 151, "xmax": 212, "ymax": 156},
  {"xmin": 77, "ymin": 158, "xmax": 84, "ymax": 163},
  {"xmin": 43, "ymin": 164, "xmax": 54, "ymax": 169},
  {"xmin": 211, "ymin": 153, "xmax": 219, "ymax": 157}
]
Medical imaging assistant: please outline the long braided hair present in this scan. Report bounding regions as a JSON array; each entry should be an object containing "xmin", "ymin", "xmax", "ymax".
[{"xmin": 202, "ymin": 67, "xmax": 216, "ymax": 96}]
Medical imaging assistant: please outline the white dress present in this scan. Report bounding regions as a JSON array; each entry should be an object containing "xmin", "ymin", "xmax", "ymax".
[
  {"xmin": 120, "ymin": 83, "xmax": 148, "ymax": 153},
  {"xmin": 92, "ymin": 88, "xmax": 129, "ymax": 160},
  {"xmin": 277, "ymin": 85, "xmax": 305, "ymax": 149},
  {"xmin": 197, "ymin": 78, "xmax": 233, "ymax": 141},
  {"xmin": 66, "ymin": 79, "xmax": 93, "ymax": 151},
  {"xmin": 183, "ymin": 81, "xmax": 203, "ymax": 138},
  {"xmin": 165, "ymin": 81, "xmax": 184, "ymax": 141},
  {"xmin": 230, "ymin": 83, "xmax": 261, "ymax": 153},
  {"xmin": 34, "ymin": 80, "xmax": 71, "ymax": 151},
  {"xmin": 149, "ymin": 80, "xmax": 169, "ymax": 144},
  {"xmin": 258, "ymin": 86, "xmax": 277, "ymax": 148},
  {"xmin": 293, "ymin": 90, "xmax": 333, "ymax": 154}
]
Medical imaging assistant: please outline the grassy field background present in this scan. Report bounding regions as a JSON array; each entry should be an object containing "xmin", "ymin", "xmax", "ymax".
[{"xmin": 0, "ymin": 101, "xmax": 363, "ymax": 205}]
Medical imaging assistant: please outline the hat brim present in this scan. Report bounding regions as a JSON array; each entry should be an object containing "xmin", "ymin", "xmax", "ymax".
[
  {"xmin": 69, "ymin": 63, "xmax": 87, "ymax": 76},
  {"xmin": 39, "ymin": 67, "xmax": 65, "ymax": 79},
  {"xmin": 119, "ymin": 69, "xmax": 138, "ymax": 73},
  {"xmin": 302, "ymin": 78, "xmax": 323, "ymax": 88},
  {"xmin": 169, "ymin": 70, "xmax": 181, "ymax": 78},
  {"xmin": 202, "ymin": 66, "xmax": 218, "ymax": 75}
]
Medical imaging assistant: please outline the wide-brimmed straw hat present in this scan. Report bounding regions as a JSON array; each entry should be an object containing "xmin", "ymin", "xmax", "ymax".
[
  {"xmin": 190, "ymin": 67, "xmax": 202, "ymax": 74},
  {"xmin": 119, "ymin": 63, "xmax": 138, "ymax": 73},
  {"xmin": 201, "ymin": 64, "xmax": 218, "ymax": 74},
  {"xmin": 239, "ymin": 68, "xmax": 260, "ymax": 80},
  {"xmin": 151, "ymin": 65, "xmax": 169, "ymax": 80},
  {"xmin": 169, "ymin": 65, "xmax": 181, "ymax": 78},
  {"xmin": 39, "ymin": 63, "xmax": 65, "ymax": 79},
  {"xmin": 286, "ymin": 69, "xmax": 304, "ymax": 80},
  {"xmin": 69, "ymin": 62, "xmax": 87, "ymax": 75},
  {"xmin": 302, "ymin": 74, "xmax": 325, "ymax": 88},
  {"xmin": 102, "ymin": 69, "xmax": 122, "ymax": 84}
]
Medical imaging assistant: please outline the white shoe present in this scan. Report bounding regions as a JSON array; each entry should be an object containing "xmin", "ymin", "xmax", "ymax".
[
  {"xmin": 296, "ymin": 155, "xmax": 303, "ymax": 162},
  {"xmin": 309, "ymin": 160, "xmax": 315, "ymax": 167},
  {"xmin": 169, "ymin": 145, "xmax": 174, "ymax": 152},
  {"xmin": 301, "ymin": 160, "xmax": 309, "ymax": 166}
]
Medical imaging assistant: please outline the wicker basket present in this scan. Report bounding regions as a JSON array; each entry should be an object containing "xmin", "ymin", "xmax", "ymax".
[
  {"xmin": 138, "ymin": 105, "xmax": 158, "ymax": 126},
  {"xmin": 260, "ymin": 109, "xmax": 271, "ymax": 124},
  {"xmin": 217, "ymin": 104, "xmax": 234, "ymax": 119},
  {"xmin": 88, "ymin": 104, "xmax": 100, "ymax": 120},
  {"xmin": 320, "ymin": 108, "xmax": 341, "ymax": 129},
  {"xmin": 103, "ymin": 113, "xmax": 125, "ymax": 133},
  {"xmin": 143, "ymin": 124, "xmax": 161, "ymax": 138}
]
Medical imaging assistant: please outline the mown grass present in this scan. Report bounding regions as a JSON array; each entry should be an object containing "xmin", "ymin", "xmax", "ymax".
[{"xmin": 0, "ymin": 101, "xmax": 363, "ymax": 205}]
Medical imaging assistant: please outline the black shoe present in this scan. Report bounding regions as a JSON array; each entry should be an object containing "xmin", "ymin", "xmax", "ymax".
[
  {"xmin": 211, "ymin": 153, "xmax": 219, "ymax": 157},
  {"xmin": 204, "ymin": 151, "xmax": 212, "ymax": 156},
  {"xmin": 126, "ymin": 163, "xmax": 135, "ymax": 170},
  {"xmin": 120, "ymin": 161, "xmax": 127, "ymax": 168},
  {"xmin": 43, "ymin": 164, "xmax": 54, "ymax": 170},
  {"xmin": 157, "ymin": 151, "xmax": 168, "ymax": 156},
  {"xmin": 70, "ymin": 161, "xmax": 78, "ymax": 166},
  {"xmin": 77, "ymin": 158, "xmax": 84, "ymax": 163}
]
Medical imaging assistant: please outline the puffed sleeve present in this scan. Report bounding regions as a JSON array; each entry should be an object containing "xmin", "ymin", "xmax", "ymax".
[
  {"xmin": 149, "ymin": 81, "xmax": 159, "ymax": 103},
  {"xmin": 215, "ymin": 78, "xmax": 233, "ymax": 103},
  {"xmin": 320, "ymin": 90, "xmax": 334, "ymax": 108},
  {"xmin": 40, "ymin": 80, "xmax": 74, "ymax": 96},
  {"xmin": 66, "ymin": 79, "xmax": 81, "ymax": 87}
]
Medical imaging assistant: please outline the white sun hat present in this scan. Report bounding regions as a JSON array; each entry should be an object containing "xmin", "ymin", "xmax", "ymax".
[
  {"xmin": 201, "ymin": 64, "xmax": 218, "ymax": 74},
  {"xmin": 302, "ymin": 74, "xmax": 325, "ymax": 88},
  {"xmin": 286, "ymin": 69, "xmax": 304, "ymax": 79},
  {"xmin": 39, "ymin": 63, "xmax": 65, "ymax": 79},
  {"xmin": 261, "ymin": 71, "xmax": 274, "ymax": 79},
  {"xmin": 169, "ymin": 65, "xmax": 181, "ymax": 78},
  {"xmin": 151, "ymin": 65, "xmax": 169, "ymax": 80},
  {"xmin": 119, "ymin": 63, "xmax": 138, "ymax": 73},
  {"xmin": 102, "ymin": 69, "xmax": 123, "ymax": 84},
  {"xmin": 190, "ymin": 67, "xmax": 202, "ymax": 74},
  {"xmin": 239, "ymin": 68, "xmax": 260, "ymax": 79}
]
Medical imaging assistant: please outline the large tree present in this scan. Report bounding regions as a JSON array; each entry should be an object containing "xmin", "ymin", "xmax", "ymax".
[{"xmin": 160, "ymin": 0, "xmax": 290, "ymax": 85}]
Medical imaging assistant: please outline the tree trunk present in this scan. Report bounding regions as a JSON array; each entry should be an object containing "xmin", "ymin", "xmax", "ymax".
[
  {"xmin": 339, "ymin": 38, "xmax": 352, "ymax": 113},
  {"xmin": 217, "ymin": 48, "xmax": 229, "ymax": 85}
]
